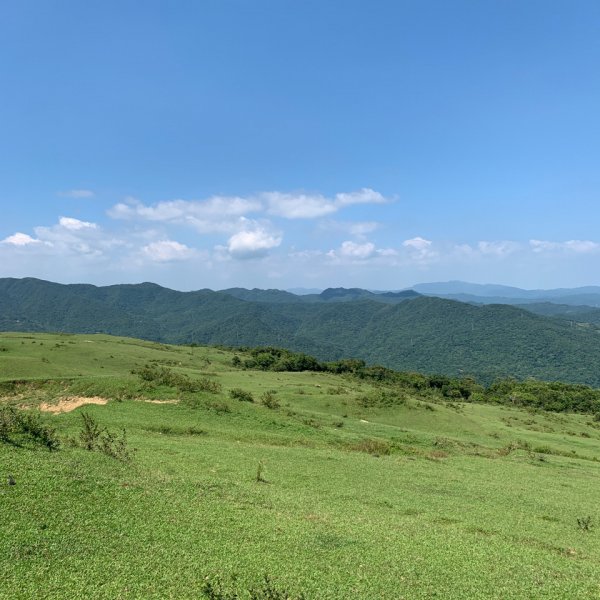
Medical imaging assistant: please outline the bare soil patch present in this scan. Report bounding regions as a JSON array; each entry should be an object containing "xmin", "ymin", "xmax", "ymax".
[
  {"xmin": 144, "ymin": 399, "xmax": 178, "ymax": 404},
  {"xmin": 40, "ymin": 396, "xmax": 109, "ymax": 413}
]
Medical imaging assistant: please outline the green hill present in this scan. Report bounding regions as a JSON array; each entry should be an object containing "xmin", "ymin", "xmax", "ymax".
[
  {"xmin": 3, "ymin": 277, "xmax": 600, "ymax": 385},
  {"xmin": 1, "ymin": 332, "xmax": 599, "ymax": 599}
]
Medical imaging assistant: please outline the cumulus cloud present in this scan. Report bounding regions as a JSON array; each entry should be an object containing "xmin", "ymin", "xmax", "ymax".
[
  {"xmin": 477, "ymin": 240, "xmax": 520, "ymax": 257},
  {"xmin": 335, "ymin": 188, "xmax": 387, "ymax": 207},
  {"xmin": 326, "ymin": 239, "xmax": 398, "ymax": 263},
  {"xmin": 530, "ymin": 239, "xmax": 600, "ymax": 253},
  {"xmin": 141, "ymin": 240, "xmax": 195, "ymax": 262},
  {"xmin": 1, "ymin": 232, "xmax": 42, "ymax": 246},
  {"xmin": 318, "ymin": 220, "xmax": 380, "ymax": 237},
  {"xmin": 337, "ymin": 240, "xmax": 376, "ymax": 260},
  {"xmin": 58, "ymin": 216, "xmax": 98, "ymax": 231},
  {"xmin": 264, "ymin": 192, "xmax": 337, "ymax": 219},
  {"xmin": 402, "ymin": 237, "xmax": 437, "ymax": 263},
  {"xmin": 266, "ymin": 188, "xmax": 388, "ymax": 219},
  {"xmin": 23, "ymin": 215, "xmax": 126, "ymax": 259},
  {"xmin": 226, "ymin": 225, "xmax": 282, "ymax": 259},
  {"xmin": 59, "ymin": 189, "xmax": 95, "ymax": 199},
  {"xmin": 108, "ymin": 196, "xmax": 262, "ymax": 234},
  {"xmin": 402, "ymin": 237, "xmax": 432, "ymax": 251}
]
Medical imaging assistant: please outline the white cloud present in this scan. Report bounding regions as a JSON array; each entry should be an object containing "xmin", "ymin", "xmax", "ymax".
[
  {"xmin": 142, "ymin": 240, "xmax": 195, "ymax": 262},
  {"xmin": 402, "ymin": 237, "xmax": 437, "ymax": 263},
  {"xmin": 319, "ymin": 220, "xmax": 380, "ymax": 237},
  {"xmin": 530, "ymin": 239, "xmax": 600, "ymax": 254},
  {"xmin": 477, "ymin": 240, "xmax": 520, "ymax": 257},
  {"xmin": 226, "ymin": 226, "xmax": 282, "ymax": 259},
  {"xmin": 326, "ymin": 240, "xmax": 398, "ymax": 263},
  {"xmin": 337, "ymin": 240, "xmax": 376, "ymax": 260},
  {"xmin": 335, "ymin": 188, "xmax": 387, "ymax": 207},
  {"xmin": 348, "ymin": 221, "xmax": 380, "ymax": 236},
  {"xmin": 108, "ymin": 196, "xmax": 262, "ymax": 234},
  {"xmin": 1, "ymin": 232, "xmax": 41, "ymax": 246},
  {"xmin": 107, "ymin": 189, "xmax": 389, "ymax": 235},
  {"xmin": 59, "ymin": 189, "xmax": 95, "ymax": 199},
  {"xmin": 264, "ymin": 192, "xmax": 337, "ymax": 219},
  {"xmin": 59, "ymin": 216, "xmax": 98, "ymax": 231},
  {"xmin": 266, "ymin": 188, "xmax": 388, "ymax": 219},
  {"xmin": 402, "ymin": 237, "xmax": 432, "ymax": 252}
]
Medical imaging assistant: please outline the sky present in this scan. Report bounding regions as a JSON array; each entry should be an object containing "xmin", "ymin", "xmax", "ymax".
[{"xmin": 1, "ymin": 0, "xmax": 600, "ymax": 291}]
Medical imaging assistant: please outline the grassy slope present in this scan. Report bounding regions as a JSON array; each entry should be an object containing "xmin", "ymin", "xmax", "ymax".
[{"xmin": 1, "ymin": 333, "xmax": 600, "ymax": 599}]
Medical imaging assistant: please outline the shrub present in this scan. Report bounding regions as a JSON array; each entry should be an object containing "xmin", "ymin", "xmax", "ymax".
[
  {"xmin": 132, "ymin": 364, "xmax": 221, "ymax": 394},
  {"xmin": 0, "ymin": 406, "xmax": 59, "ymax": 451},
  {"xmin": 19, "ymin": 412, "xmax": 60, "ymax": 451},
  {"xmin": 79, "ymin": 412, "xmax": 134, "ymax": 461},
  {"xmin": 260, "ymin": 390, "xmax": 280, "ymax": 409},
  {"xmin": 229, "ymin": 388, "xmax": 254, "ymax": 402},
  {"xmin": 256, "ymin": 460, "xmax": 267, "ymax": 483},
  {"xmin": 347, "ymin": 438, "xmax": 392, "ymax": 456},
  {"xmin": 99, "ymin": 428, "xmax": 134, "ymax": 462},
  {"xmin": 80, "ymin": 412, "xmax": 102, "ymax": 450},
  {"xmin": 577, "ymin": 516, "xmax": 593, "ymax": 532},
  {"xmin": 202, "ymin": 575, "xmax": 305, "ymax": 600}
]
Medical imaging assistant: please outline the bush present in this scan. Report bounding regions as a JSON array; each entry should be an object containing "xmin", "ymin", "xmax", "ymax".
[
  {"xmin": 202, "ymin": 575, "xmax": 305, "ymax": 600},
  {"xmin": 80, "ymin": 412, "xmax": 102, "ymax": 450},
  {"xmin": 132, "ymin": 364, "xmax": 221, "ymax": 394},
  {"xmin": 229, "ymin": 388, "xmax": 254, "ymax": 402},
  {"xmin": 19, "ymin": 412, "xmax": 60, "ymax": 451},
  {"xmin": 577, "ymin": 516, "xmax": 593, "ymax": 532},
  {"xmin": 260, "ymin": 390, "xmax": 280, "ymax": 409},
  {"xmin": 347, "ymin": 438, "xmax": 392, "ymax": 456},
  {"xmin": 0, "ymin": 406, "xmax": 60, "ymax": 451},
  {"xmin": 79, "ymin": 412, "xmax": 134, "ymax": 461}
]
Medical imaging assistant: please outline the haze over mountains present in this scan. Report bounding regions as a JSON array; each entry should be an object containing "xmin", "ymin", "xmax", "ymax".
[
  {"xmin": 410, "ymin": 281, "xmax": 600, "ymax": 307},
  {"xmin": 2, "ymin": 277, "xmax": 600, "ymax": 386}
]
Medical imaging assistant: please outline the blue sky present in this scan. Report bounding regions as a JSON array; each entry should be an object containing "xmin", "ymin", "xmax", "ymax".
[{"xmin": 2, "ymin": 0, "xmax": 600, "ymax": 290}]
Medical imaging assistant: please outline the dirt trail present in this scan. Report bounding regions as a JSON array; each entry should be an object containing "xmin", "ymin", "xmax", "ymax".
[{"xmin": 40, "ymin": 396, "xmax": 109, "ymax": 413}]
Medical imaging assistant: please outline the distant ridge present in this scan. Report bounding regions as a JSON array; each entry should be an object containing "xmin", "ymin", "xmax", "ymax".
[
  {"xmin": 412, "ymin": 280, "xmax": 600, "ymax": 306},
  {"xmin": 3, "ymin": 277, "xmax": 600, "ymax": 385}
]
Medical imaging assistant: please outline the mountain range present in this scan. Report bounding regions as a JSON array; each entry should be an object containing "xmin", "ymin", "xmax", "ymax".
[{"xmin": 3, "ymin": 277, "xmax": 600, "ymax": 385}]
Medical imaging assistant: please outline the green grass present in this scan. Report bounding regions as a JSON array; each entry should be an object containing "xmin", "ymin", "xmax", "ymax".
[{"xmin": 1, "ymin": 332, "xmax": 600, "ymax": 598}]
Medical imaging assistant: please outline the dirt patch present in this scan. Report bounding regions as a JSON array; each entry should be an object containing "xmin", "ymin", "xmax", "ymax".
[
  {"xmin": 144, "ymin": 399, "xmax": 178, "ymax": 404},
  {"xmin": 40, "ymin": 396, "xmax": 109, "ymax": 413}
]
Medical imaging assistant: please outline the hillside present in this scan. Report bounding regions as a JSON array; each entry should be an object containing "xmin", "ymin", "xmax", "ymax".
[
  {"xmin": 1, "ymin": 332, "xmax": 599, "ymax": 598},
  {"xmin": 4, "ymin": 278, "xmax": 600, "ymax": 385}
]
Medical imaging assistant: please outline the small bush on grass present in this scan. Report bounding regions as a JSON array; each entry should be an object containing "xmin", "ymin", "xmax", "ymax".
[
  {"xmin": 80, "ymin": 412, "xmax": 103, "ymax": 450},
  {"xmin": 347, "ymin": 438, "xmax": 392, "ymax": 456},
  {"xmin": 207, "ymin": 401, "xmax": 231, "ymax": 414},
  {"xmin": 202, "ymin": 574, "xmax": 305, "ymax": 600},
  {"xmin": 0, "ymin": 406, "xmax": 60, "ymax": 451},
  {"xmin": 577, "ymin": 516, "xmax": 593, "ymax": 532},
  {"xmin": 132, "ymin": 364, "xmax": 222, "ymax": 393},
  {"xmin": 19, "ymin": 412, "xmax": 60, "ymax": 451},
  {"xmin": 230, "ymin": 388, "xmax": 254, "ymax": 402},
  {"xmin": 99, "ymin": 428, "xmax": 134, "ymax": 462},
  {"xmin": 79, "ymin": 412, "xmax": 135, "ymax": 462},
  {"xmin": 260, "ymin": 390, "xmax": 280, "ymax": 409},
  {"xmin": 256, "ymin": 460, "xmax": 267, "ymax": 483}
]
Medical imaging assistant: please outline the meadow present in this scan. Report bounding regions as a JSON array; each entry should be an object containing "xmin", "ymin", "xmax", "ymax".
[{"xmin": 1, "ymin": 332, "xmax": 599, "ymax": 599}]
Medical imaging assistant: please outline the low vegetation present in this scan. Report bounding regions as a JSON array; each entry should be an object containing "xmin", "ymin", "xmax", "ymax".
[{"xmin": 1, "ymin": 332, "xmax": 599, "ymax": 598}]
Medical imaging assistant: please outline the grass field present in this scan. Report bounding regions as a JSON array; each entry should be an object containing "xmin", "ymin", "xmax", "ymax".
[{"xmin": 1, "ymin": 332, "xmax": 599, "ymax": 599}]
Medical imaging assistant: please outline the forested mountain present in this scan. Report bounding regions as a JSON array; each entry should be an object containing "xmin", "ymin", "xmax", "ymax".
[
  {"xmin": 3, "ymin": 277, "xmax": 600, "ymax": 385},
  {"xmin": 220, "ymin": 286, "xmax": 421, "ymax": 304}
]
